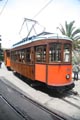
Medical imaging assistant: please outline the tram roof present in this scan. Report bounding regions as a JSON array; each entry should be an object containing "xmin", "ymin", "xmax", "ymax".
[{"xmin": 12, "ymin": 32, "xmax": 72, "ymax": 48}]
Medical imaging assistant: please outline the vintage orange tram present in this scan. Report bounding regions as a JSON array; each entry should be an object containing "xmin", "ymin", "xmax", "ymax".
[
  {"xmin": 4, "ymin": 49, "xmax": 11, "ymax": 70},
  {"xmin": 10, "ymin": 32, "xmax": 74, "ymax": 92}
]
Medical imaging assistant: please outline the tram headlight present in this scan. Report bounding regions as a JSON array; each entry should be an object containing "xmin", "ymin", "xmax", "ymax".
[{"xmin": 66, "ymin": 74, "xmax": 70, "ymax": 79}]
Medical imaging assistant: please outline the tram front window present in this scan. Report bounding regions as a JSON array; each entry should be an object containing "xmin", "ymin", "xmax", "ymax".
[
  {"xmin": 49, "ymin": 43, "xmax": 61, "ymax": 62},
  {"xmin": 64, "ymin": 44, "xmax": 71, "ymax": 62},
  {"xmin": 36, "ymin": 46, "xmax": 46, "ymax": 62}
]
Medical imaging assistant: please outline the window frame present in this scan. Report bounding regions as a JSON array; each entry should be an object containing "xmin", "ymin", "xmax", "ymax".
[
  {"xmin": 35, "ymin": 45, "xmax": 46, "ymax": 63},
  {"xmin": 63, "ymin": 43, "xmax": 72, "ymax": 63},
  {"xmin": 49, "ymin": 43, "xmax": 62, "ymax": 63},
  {"xmin": 49, "ymin": 42, "xmax": 72, "ymax": 64}
]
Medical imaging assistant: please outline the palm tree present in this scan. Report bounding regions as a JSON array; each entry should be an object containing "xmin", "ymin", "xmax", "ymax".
[{"xmin": 57, "ymin": 21, "xmax": 80, "ymax": 50}]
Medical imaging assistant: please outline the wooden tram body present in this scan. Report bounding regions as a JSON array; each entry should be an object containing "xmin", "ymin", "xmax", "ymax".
[
  {"xmin": 4, "ymin": 49, "xmax": 11, "ymax": 70},
  {"xmin": 10, "ymin": 32, "xmax": 74, "ymax": 91}
]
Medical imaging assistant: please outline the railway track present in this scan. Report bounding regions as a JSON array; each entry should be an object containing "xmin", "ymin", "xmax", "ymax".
[
  {"xmin": 0, "ymin": 94, "xmax": 66, "ymax": 120},
  {"xmin": 0, "ymin": 95, "xmax": 26, "ymax": 120},
  {"xmin": 61, "ymin": 90, "xmax": 80, "ymax": 110},
  {"xmin": 0, "ymin": 76, "xmax": 80, "ymax": 120},
  {"xmin": 46, "ymin": 90, "xmax": 80, "ymax": 120},
  {"xmin": 32, "ymin": 85, "xmax": 80, "ymax": 120},
  {"xmin": 0, "ymin": 78, "xmax": 72, "ymax": 120}
]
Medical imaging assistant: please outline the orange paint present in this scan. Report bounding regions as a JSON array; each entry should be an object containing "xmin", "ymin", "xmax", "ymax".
[
  {"xmin": 4, "ymin": 50, "xmax": 11, "ymax": 68},
  {"xmin": 6, "ymin": 58, "xmax": 11, "ymax": 67},
  {"xmin": 35, "ymin": 64, "xmax": 46, "ymax": 83},
  {"xmin": 47, "ymin": 65, "xmax": 72, "ymax": 86},
  {"xmin": 35, "ymin": 64, "xmax": 72, "ymax": 86}
]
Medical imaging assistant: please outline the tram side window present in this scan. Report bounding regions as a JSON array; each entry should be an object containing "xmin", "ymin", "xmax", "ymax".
[
  {"xmin": 17, "ymin": 50, "xmax": 22, "ymax": 62},
  {"xmin": 49, "ymin": 43, "xmax": 61, "ymax": 62},
  {"xmin": 7, "ymin": 51, "xmax": 10, "ymax": 57},
  {"xmin": 26, "ymin": 48, "xmax": 31, "ymax": 63},
  {"xmin": 21, "ymin": 49, "xmax": 26, "ymax": 63},
  {"xmin": 64, "ymin": 44, "xmax": 71, "ymax": 62},
  {"xmin": 13, "ymin": 51, "xmax": 17, "ymax": 61},
  {"xmin": 11, "ymin": 51, "xmax": 14, "ymax": 60},
  {"xmin": 36, "ymin": 46, "xmax": 46, "ymax": 62},
  {"xmin": 16, "ymin": 51, "xmax": 19, "ymax": 62},
  {"xmin": 11, "ymin": 51, "xmax": 17, "ymax": 61},
  {"xmin": 17, "ymin": 51, "xmax": 20, "ymax": 62},
  {"xmin": 18, "ymin": 51, "xmax": 22, "ymax": 62}
]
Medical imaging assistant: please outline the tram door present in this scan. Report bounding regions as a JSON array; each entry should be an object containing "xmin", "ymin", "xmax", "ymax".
[{"xmin": 35, "ymin": 45, "xmax": 47, "ymax": 83}]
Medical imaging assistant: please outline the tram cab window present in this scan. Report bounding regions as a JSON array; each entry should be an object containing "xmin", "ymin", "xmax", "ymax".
[
  {"xmin": 64, "ymin": 44, "xmax": 71, "ymax": 62},
  {"xmin": 49, "ymin": 43, "xmax": 61, "ymax": 62},
  {"xmin": 36, "ymin": 46, "xmax": 46, "ymax": 62}
]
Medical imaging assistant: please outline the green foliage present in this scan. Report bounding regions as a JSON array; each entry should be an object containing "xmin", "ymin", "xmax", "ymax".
[
  {"xmin": 58, "ymin": 21, "xmax": 80, "ymax": 50},
  {"xmin": 58, "ymin": 21, "xmax": 80, "ymax": 40},
  {"xmin": 0, "ymin": 49, "xmax": 4, "ymax": 61},
  {"xmin": 0, "ymin": 54, "xmax": 4, "ymax": 61}
]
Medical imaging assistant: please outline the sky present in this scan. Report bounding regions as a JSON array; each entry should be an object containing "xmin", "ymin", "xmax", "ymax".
[{"xmin": 0, "ymin": 0, "xmax": 80, "ymax": 48}]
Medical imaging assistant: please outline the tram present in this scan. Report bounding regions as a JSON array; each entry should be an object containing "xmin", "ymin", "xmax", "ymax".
[
  {"xmin": 10, "ymin": 31, "xmax": 74, "ymax": 92},
  {"xmin": 4, "ymin": 49, "xmax": 11, "ymax": 70}
]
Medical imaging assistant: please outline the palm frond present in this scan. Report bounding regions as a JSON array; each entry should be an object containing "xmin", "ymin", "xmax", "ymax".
[
  {"xmin": 67, "ymin": 21, "xmax": 75, "ymax": 37},
  {"xmin": 57, "ymin": 24, "xmax": 66, "ymax": 35},
  {"xmin": 73, "ymin": 35, "xmax": 80, "ymax": 40},
  {"xmin": 65, "ymin": 21, "xmax": 69, "ymax": 36},
  {"xmin": 72, "ymin": 29, "xmax": 80, "ymax": 37},
  {"xmin": 58, "ymin": 20, "xmax": 80, "ymax": 50}
]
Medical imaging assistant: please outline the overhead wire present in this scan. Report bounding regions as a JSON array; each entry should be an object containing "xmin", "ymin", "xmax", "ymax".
[
  {"xmin": 33, "ymin": 0, "xmax": 53, "ymax": 19},
  {"xmin": 19, "ymin": 0, "xmax": 53, "ymax": 35},
  {"xmin": 0, "ymin": 0, "xmax": 8, "ymax": 15}
]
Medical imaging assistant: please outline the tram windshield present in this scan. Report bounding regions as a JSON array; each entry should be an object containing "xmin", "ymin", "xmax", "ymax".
[
  {"xmin": 49, "ymin": 43, "xmax": 61, "ymax": 62},
  {"xmin": 49, "ymin": 43, "xmax": 71, "ymax": 63},
  {"xmin": 63, "ymin": 44, "xmax": 71, "ymax": 62},
  {"xmin": 35, "ymin": 46, "xmax": 46, "ymax": 62}
]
